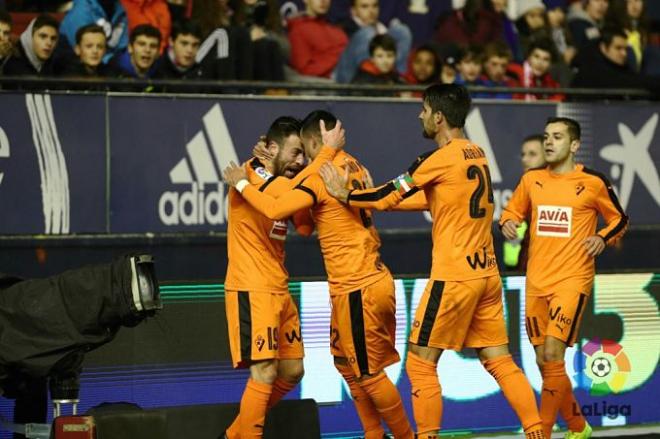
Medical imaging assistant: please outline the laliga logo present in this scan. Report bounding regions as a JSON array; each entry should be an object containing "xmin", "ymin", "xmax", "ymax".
[
  {"xmin": 159, "ymin": 104, "xmax": 238, "ymax": 226},
  {"xmin": 575, "ymin": 338, "xmax": 631, "ymax": 396}
]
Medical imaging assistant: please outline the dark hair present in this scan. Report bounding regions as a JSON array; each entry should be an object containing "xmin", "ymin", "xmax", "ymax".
[
  {"xmin": 413, "ymin": 44, "xmax": 441, "ymax": 82},
  {"xmin": 546, "ymin": 117, "xmax": 581, "ymax": 140},
  {"xmin": 32, "ymin": 14, "xmax": 59, "ymax": 34},
  {"xmin": 483, "ymin": 40, "xmax": 512, "ymax": 61},
  {"xmin": 266, "ymin": 116, "xmax": 302, "ymax": 147},
  {"xmin": 606, "ymin": 0, "xmax": 648, "ymax": 41},
  {"xmin": 300, "ymin": 110, "xmax": 337, "ymax": 140},
  {"xmin": 368, "ymin": 34, "xmax": 396, "ymax": 56},
  {"xmin": 600, "ymin": 26, "xmax": 627, "ymax": 46},
  {"xmin": 0, "ymin": 9, "xmax": 12, "ymax": 26},
  {"xmin": 232, "ymin": 0, "xmax": 281, "ymax": 32},
  {"xmin": 423, "ymin": 84, "xmax": 471, "ymax": 129},
  {"xmin": 192, "ymin": 0, "xmax": 230, "ymax": 38},
  {"xmin": 172, "ymin": 19, "xmax": 203, "ymax": 41},
  {"xmin": 130, "ymin": 24, "xmax": 162, "ymax": 45},
  {"xmin": 75, "ymin": 24, "xmax": 106, "ymax": 45},
  {"xmin": 458, "ymin": 45, "xmax": 484, "ymax": 64},
  {"xmin": 523, "ymin": 134, "xmax": 544, "ymax": 144},
  {"xmin": 526, "ymin": 37, "xmax": 557, "ymax": 63}
]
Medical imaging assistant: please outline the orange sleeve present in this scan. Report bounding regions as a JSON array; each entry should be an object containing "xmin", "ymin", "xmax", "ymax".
[
  {"xmin": 289, "ymin": 146, "xmax": 337, "ymax": 187},
  {"xmin": 387, "ymin": 189, "xmax": 428, "ymax": 211},
  {"xmin": 500, "ymin": 175, "xmax": 530, "ymax": 226},
  {"xmin": 241, "ymin": 177, "xmax": 318, "ymax": 220},
  {"xmin": 347, "ymin": 150, "xmax": 442, "ymax": 210},
  {"xmin": 593, "ymin": 179, "xmax": 629, "ymax": 245}
]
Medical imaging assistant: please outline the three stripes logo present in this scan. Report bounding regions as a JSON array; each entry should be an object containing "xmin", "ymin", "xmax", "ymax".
[
  {"xmin": 158, "ymin": 104, "xmax": 239, "ymax": 226},
  {"xmin": 26, "ymin": 94, "xmax": 70, "ymax": 234}
]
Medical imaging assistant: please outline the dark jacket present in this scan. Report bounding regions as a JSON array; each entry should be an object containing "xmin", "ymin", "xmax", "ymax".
[
  {"xmin": 571, "ymin": 45, "xmax": 660, "ymax": 96},
  {"xmin": 154, "ymin": 51, "xmax": 210, "ymax": 80},
  {"xmin": 196, "ymin": 25, "xmax": 254, "ymax": 80}
]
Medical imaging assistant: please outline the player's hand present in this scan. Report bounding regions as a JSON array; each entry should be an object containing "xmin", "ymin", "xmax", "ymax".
[
  {"xmin": 320, "ymin": 119, "xmax": 345, "ymax": 150},
  {"xmin": 583, "ymin": 235, "xmax": 606, "ymax": 257},
  {"xmin": 501, "ymin": 220, "xmax": 520, "ymax": 241},
  {"xmin": 222, "ymin": 161, "xmax": 248, "ymax": 187},
  {"xmin": 362, "ymin": 166, "xmax": 374, "ymax": 189},
  {"xmin": 252, "ymin": 136, "xmax": 273, "ymax": 163},
  {"xmin": 320, "ymin": 162, "xmax": 350, "ymax": 203}
]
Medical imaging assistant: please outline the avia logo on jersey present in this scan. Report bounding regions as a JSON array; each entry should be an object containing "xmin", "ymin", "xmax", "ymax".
[
  {"xmin": 600, "ymin": 113, "xmax": 660, "ymax": 211},
  {"xmin": 269, "ymin": 220, "xmax": 288, "ymax": 241},
  {"xmin": 537, "ymin": 205, "xmax": 572, "ymax": 237},
  {"xmin": 159, "ymin": 104, "xmax": 239, "ymax": 226}
]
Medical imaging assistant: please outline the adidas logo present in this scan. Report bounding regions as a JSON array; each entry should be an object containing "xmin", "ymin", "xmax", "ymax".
[{"xmin": 158, "ymin": 104, "xmax": 239, "ymax": 226}]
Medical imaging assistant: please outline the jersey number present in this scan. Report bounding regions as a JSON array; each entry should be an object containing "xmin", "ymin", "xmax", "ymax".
[{"xmin": 467, "ymin": 165, "xmax": 494, "ymax": 218}]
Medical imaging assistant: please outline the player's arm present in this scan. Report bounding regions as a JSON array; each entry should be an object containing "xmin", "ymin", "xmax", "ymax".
[
  {"xmin": 387, "ymin": 189, "xmax": 428, "ymax": 211},
  {"xmin": 584, "ymin": 177, "xmax": 629, "ymax": 256},
  {"xmin": 320, "ymin": 150, "xmax": 440, "ymax": 211},
  {"xmin": 499, "ymin": 175, "xmax": 531, "ymax": 240},
  {"xmin": 223, "ymin": 162, "xmax": 316, "ymax": 220}
]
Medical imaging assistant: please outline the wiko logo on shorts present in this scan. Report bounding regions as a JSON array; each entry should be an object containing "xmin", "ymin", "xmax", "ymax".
[
  {"xmin": 575, "ymin": 338, "xmax": 631, "ymax": 396},
  {"xmin": 159, "ymin": 104, "xmax": 239, "ymax": 226}
]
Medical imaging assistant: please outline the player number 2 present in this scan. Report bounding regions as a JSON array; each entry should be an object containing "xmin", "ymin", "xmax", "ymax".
[{"xmin": 467, "ymin": 164, "xmax": 494, "ymax": 219}]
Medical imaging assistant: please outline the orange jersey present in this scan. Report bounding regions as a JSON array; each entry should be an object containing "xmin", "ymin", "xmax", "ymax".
[
  {"xmin": 225, "ymin": 147, "xmax": 337, "ymax": 294},
  {"xmin": 240, "ymin": 151, "xmax": 389, "ymax": 295},
  {"xmin": 347, "ymin": 138, "xmax": 499, "ymax": 281},
  {"xmin": 500, "ymin": 164, "xmax": 628, "ymax": 294}
]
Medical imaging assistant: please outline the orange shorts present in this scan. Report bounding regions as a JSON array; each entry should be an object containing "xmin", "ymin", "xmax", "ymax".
[
  {"xmin": 330, "ymin": 274, "xmax": 400, "ymax": 378},
  {"xmin": 225, "ymin": 290, "xmax": 304, "ymax": 368},
  {"xmin": 526, "ymin": 277, "xmax": 592, "ymax": 347},
  {"xmin": 409, "ymin": 276, "xmax": 508, "ymax": 351}
]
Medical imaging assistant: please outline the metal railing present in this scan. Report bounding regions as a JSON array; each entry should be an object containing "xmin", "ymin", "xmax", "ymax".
[{"xmin": 0, "ymin": 75, "xmax": 655, "ymax": 100}]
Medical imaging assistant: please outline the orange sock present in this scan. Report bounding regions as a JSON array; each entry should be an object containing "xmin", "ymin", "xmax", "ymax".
[
  {"xmin": 559, "ymin": 388, "xmax": 586, "ymax": 432},
  {"xmin": 238, "ymin": 378, "xmax": 272, "ymax": 438},
  {"xmin": 405, "ymin": 352, "xmax": 441, "ymax": 438},
  {"xmin": 267, "ymin": 377, "xmax": 296, "ymax": 409},
  {"xmin": 541, "ymin": 361, "xmax": 572, "ymax": 438},
  {"xmin": 483, "ymin": 355, "xmax": 543, "ymax": 436},
  {"xmin": 360, "ymin": 373, "xmax": 414, "ymax": 439},
  {"xmin": 225, "ymin": 377, "xmax": 295, "ymax": 439},
  {"xmin": 335, "ymin": 362, "xmax": 385, "ymax": 439}
]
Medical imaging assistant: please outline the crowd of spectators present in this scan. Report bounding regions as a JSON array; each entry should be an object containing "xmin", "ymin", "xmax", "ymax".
[{"xmin": 0, "ymin": 0, "xmax": 658, "ymax": 98}]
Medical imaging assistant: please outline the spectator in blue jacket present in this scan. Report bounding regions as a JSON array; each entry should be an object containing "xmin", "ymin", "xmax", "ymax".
[{"xmin": 60, "ymin": 0, "xmax": 129, "ymax": 62}]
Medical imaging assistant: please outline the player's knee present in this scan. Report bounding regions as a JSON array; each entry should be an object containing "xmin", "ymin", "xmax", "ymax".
[
  {"xmin": 281, "ymin": 361, "xmax": 304, "ymax": 384},
  {"xmin": 250, "ymin": 360, "xmax": 279, "ymax": 384},
  {"xmin": 543, "ymin": 346, "xmax": 564, "ymax": 363}
]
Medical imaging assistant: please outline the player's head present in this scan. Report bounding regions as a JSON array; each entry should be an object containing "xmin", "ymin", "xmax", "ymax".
[
  {"xmin": 420, "ymin": 84, "xmax": 471, "ymax": 138},
  {"xmin": 266, "ymin": 116, "xmax": 305, "ymax": 178},
  {"xmin": 300, "ymin": 110, "xmax": 337, "ymax": 158},
  {"xmin": 521, "ymin": 134, "xmax": 546, "ymax": 171},
  {"xmin": 544, "ymin": 117, "xmax": 581, "ymax": 164}
]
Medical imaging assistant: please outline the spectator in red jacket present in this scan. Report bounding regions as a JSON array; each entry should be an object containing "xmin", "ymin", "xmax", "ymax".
[
  {"xmin": 507, "ymin": 38, "xmax": 563, "ymax": 101},
  {"xmin": 402, "ymin": 44, "xmax": 440, "ymax": 85},
  {"xmin": 121, "ymin": 0, "xmax": 171, "ymax": 52},
  {"xmin": 287, "ymin": 0, "xmax": 348, "ymax": 78}
]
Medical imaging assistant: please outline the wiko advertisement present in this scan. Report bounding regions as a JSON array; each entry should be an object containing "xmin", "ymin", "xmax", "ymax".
[{"xmin": 0, "ymin": 94, "xmax": 658, "ymax": 234}]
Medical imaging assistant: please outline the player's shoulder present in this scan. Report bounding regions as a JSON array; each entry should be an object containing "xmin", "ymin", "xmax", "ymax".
[
  {"xmin": 523, "ymin": 165, "xmax": 548, "ymax": 179},
  {"xmin": 408, "ymin": 147, "xmax": 443, "ymax": 175},
  {"xmin": 247, "ymin": 158, "xmax": 274, "ymax": 183},
  {"xmin": 579, "ymin": 165, "xmax": 612, "ymax": 190}
]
